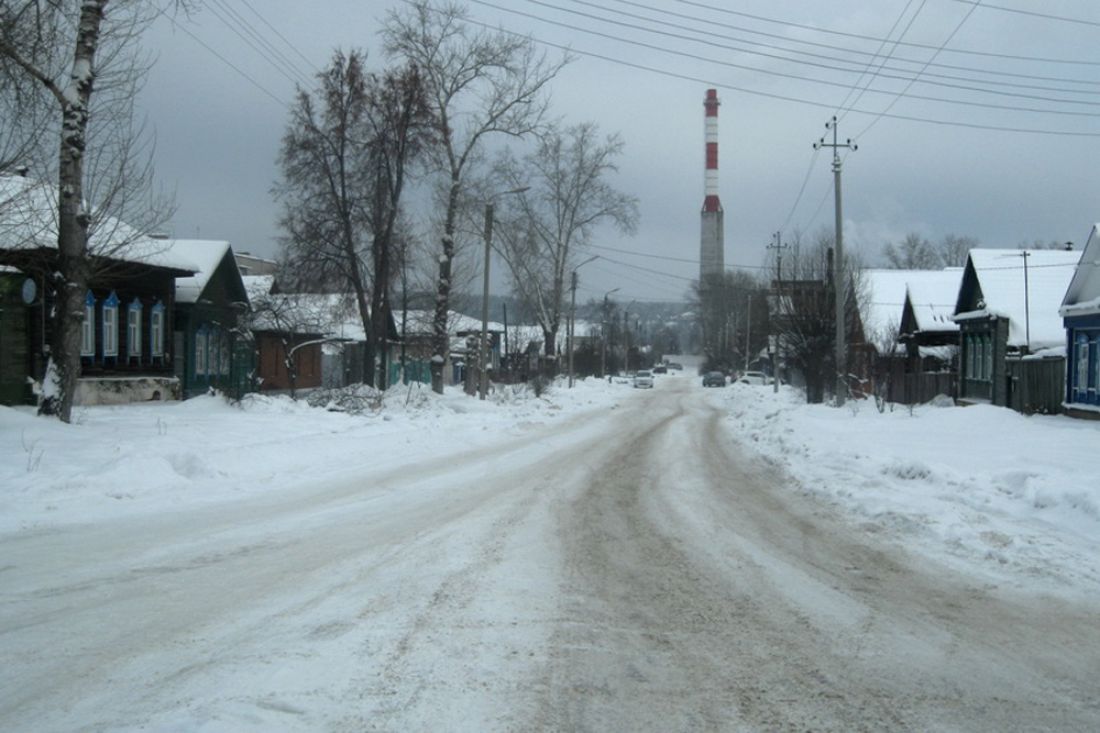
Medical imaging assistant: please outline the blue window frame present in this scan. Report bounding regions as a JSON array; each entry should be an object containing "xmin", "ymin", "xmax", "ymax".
[
  {"xmin": 150, "ymin": 301, "xmax": 165, "ymax": 359},
  {"xmin": 102, "ymin": 291, "xmax": 119, "ymax": 358},
  {"xmin": 128, "ymin": 297, "xmax": 142, "ymax": 359},
  {"xmin": 81, "ymin": 290, "xmax": 96, "ymax": 357}
]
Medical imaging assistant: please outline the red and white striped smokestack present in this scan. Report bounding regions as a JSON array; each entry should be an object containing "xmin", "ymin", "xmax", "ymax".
[{"xmin": 703, "ymin": 88, "xmax": 721, "ymax": 213}]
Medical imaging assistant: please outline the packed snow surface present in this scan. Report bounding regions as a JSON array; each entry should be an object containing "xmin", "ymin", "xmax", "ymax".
[{"xmin": 2, "ymin": 374, "xmax": 1099, "ymax": 730}]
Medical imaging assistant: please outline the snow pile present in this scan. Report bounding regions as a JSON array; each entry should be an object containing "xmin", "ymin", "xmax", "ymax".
[
  {"xmin": 721, "ymin": 384, "xmax": 1100, "ymax": 594},
  {"xmin": 0, "ymin": 377, "xmax": 623, "ymax": 534}
]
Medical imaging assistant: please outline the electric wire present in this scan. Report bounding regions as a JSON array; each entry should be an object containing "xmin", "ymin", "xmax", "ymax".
[
  {"xmin": 591, "ymin": 0, "xmax": 1100, "ymax": 88},
  {"xmin": 839, "ymin": 0, "xmax": 927, "ymax": 119},
  {"xmin": 165, "ymin": 13, "xmax": 286, "ymax": 107},
  {"xmin": 673, "ymin": 0, "xmax": 1100, "ymax": 66},
  {"xmin": 471, "ymin": 0, "xmax": 1100, "ymax": 118},
  {"xmin": 948, "ymin": 0, "xmax": 1100, "ymax": 28},
  {"xmin": 455, "ymin": 8, "xmax": 1100, "ymax": 136},
  {"xmin": 855, "ymin": 0, "xmax": 984, "ymax": 139},
  {"xmin": 206, "ymin": 0, "xmax": 314, "ymax": 89}
]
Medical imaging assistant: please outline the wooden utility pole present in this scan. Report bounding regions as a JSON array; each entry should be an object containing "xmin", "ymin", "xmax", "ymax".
[{"xmin": 814, "ymin": 117, "xmax": 857, "ymax": 406}]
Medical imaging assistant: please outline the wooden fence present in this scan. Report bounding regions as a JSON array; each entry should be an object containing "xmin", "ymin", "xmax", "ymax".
[{"xmin": 1005, "ymin": 356, "xmax": 1065, "ymax": 415}]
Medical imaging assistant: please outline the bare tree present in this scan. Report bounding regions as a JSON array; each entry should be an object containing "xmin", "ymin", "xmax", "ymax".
[
  {"xmin": 770, "ymin": 229, "xmax": 864, "ymax": 403},
  {"xmin": 383, "ymin": 0, "xmax": 567, "ymax": 393},
  {"xmin": 883, "ymin": 232, "xmax": 938, "ymax": 269},
  {"xmin": 495, "ymin": 122, "xmax": 638, "ymax": 359},
  {"xmin": 692, "ymin": 270, "xmax": 766, "ymax": 374},
  {"xmin": 936, "ymin": 233, "xmax": 978, "ymax": 267},
  {"xmin": 0, "ymin": 1, "xmax": 175, "ymax": 422},
  {"xmin": 275, "ymin": 50, "xmax": 429, "ymax": 389}
]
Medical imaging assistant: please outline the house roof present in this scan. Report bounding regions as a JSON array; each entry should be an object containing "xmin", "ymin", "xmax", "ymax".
[
  {"xmin": 0, "ymin": 175, "xmax": 198, "ymax": 273},
  {"xmin": 862, "ymin": 269, "xmax": 928, "ymax": 341},
  {"xmin": 904, "ymin": 269, "xmax": 963, "ymax": 334},
  {"xmin": 402, "ymin": 309, "xmax": 505, "ymax": 336},
  {"xmin": 251, "ymin": 292, "xmax": 361, "ymax": 339},
  {"xmin": 954, "ymin": 248, "xmax": 1082, "ymax": 349},
  {"xmin": 242, "ymin": 275, "xmax": 275, "ymax": 303},
  {"xmin": 165, "ymin": 240, "xmax": 244, "ymax": 305},
  {"xmin": 1060, "ymin": 224, "xmax": 1100, "ymax": 318}
]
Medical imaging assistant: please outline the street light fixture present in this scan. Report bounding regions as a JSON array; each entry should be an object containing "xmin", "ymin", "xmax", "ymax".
[
  {"xmin": 480, "ymin": 186, "xmax": 529, "ymax": 400},
  {"xmin": 568, "ymin": 255, "xmax": 599, "ymax": 388}
]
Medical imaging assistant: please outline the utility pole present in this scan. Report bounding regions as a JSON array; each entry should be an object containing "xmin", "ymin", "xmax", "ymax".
[
  {"xmin": 1022, "ymin": 250, "xmax": 1031, "ymax": 352},
  {"xmin": 601, "ymin": 287, "xmax": 620, "ymax": 378},
  {"xmin": 568, "ymin": 270, "xmax": 577, "ymax": 388},
  {"xmin": 814, "ymin": 116, "xmax": 857, "ymax": 407},
  {"xmin": 479, "ymin": 202, "xmax": 494, "ymax": 400},
  {"xmin": 744, "ymin": 292, "xmax": 752, "ymax": 372},
  {"xmin": 767, "ymin": 231, "xmax": 788, "ymax": 393},
  {"xmin": 479, "ymin": 187, "xmax": 528, "ymax": 400}
]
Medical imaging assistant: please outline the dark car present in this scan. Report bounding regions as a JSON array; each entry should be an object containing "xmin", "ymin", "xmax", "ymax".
[
  {"xmin": 702, "ymin": 371, "xmax": 725, "ymax": 387},
  {"xmin": 652, "ymin": 365, "xmax": 668, "ymax": 374}
]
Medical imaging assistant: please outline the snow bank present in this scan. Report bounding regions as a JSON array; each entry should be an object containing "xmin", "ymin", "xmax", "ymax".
[
  {"xmin": 720, "ymin": 384, "xmax": 1100, "ymax": 595},
  {"xmin": 0, "ymin": 378, "xmax": 622, "ymax": 534}
]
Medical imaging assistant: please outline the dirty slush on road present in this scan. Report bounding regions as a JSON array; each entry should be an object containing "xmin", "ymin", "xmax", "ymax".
[{"xmin": 528, "ymin": 382, "xmax": 1100, "ymax": 732}]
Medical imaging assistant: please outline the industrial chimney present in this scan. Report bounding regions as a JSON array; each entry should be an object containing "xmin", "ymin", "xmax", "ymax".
[{"xmin": 700, "ymin": 89, "xmax": 724, "ymax": 280}]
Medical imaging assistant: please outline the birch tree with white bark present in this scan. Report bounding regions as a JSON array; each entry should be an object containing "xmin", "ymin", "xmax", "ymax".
[{"xmin": 0, "ymin": 0, "xmax": 174, "ymax": 422}]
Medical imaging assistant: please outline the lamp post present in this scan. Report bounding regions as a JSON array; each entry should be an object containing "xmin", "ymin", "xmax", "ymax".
[
  {"xmin": 480, "ymin": 186, "xmax": 529, "ymax": 400},
  {"xmin": 601, "ymin": 287, "xmax": 620, "ymax": 378},
  {"xmin": 568, "ymin": 255, "xmax": 599, "ymax": 388}
]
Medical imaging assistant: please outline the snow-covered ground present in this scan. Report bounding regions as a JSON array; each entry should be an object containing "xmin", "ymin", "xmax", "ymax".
[
  {"xmin": 0, "ymin": 381, "xmax": 620, "ymax": 534},
  {"xmin": 4, "ymin": 375, "xmax": 1097, "ymax": 598},
  {"xmin": 720, "ymin": 382, "xmax": 1100, "ymax": 597},
  {"xmin": 4, "ymin": 374, "xmax": 1100, "ymax": 730}
]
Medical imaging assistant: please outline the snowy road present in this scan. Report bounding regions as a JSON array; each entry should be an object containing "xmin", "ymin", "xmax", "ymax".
[{"xmin": 3, "ymin": 378, "xmax": 1099, "ymax": 731}]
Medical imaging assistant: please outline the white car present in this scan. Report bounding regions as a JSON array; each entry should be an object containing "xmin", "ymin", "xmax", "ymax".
[
  {"xmin": 633, "ymin": 369, "xmax": 654, "ymax": 389},
  {"xmin": 738, "ymin": 371, "xmax": 770, "ymax": 386}
]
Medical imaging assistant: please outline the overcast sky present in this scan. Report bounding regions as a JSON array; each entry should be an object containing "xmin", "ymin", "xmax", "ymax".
[{"xmin": 137, "ymin": 0, "xmax": 1100, "ymax": 304}]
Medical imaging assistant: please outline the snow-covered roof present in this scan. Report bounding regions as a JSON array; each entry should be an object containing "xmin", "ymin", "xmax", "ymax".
[
  {"xmin": 862, "ymin": 269, "xmax": 927, "ymax": 341},
  {"xmin": 251, "ymin": 292, "xmax": 367, "ymax": 339},
  {"xmin": 166, "ymin": 240, "xmax": 240, "ymax": 304},
  {"xmin": 0, "ymin": 175, "xmax": 198, "ymax": 272},
  {"xmin": 402, "ymin": 309, "xmax": 505, "ymax": 336},
  {"xmin": 1060, "ymin": 224, "xmax": 1100, "ymax": 318},
  {"xmin": 904, "ymin": 269, "xmax": 963, "ymax": 334},
  {"xmin": 242, "ymin": 275, "xmax": 275, "ymax": 303},
  {"xmin": 956, "ymin": 248, "xmax": 1082, "ymax": 349}
]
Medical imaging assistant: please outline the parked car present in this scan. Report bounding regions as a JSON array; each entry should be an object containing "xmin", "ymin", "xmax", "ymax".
[
  {"xmin": 702, "ymin": 371, "xmax": 725, "ymax": 387},
  {"xmin": 652, "ymin": 365, "xmax": 668, "ymax": 374},
  {"xmin": 667, "ymin": 362, "xmax": 683, "ymax": 371},
  {"xmin": 633, "ymin": 369, "xmax": 654, "ymax": 389},
  {"xmin": 738, "ymin": 371, "xmax": 770, "ymax": 385}
]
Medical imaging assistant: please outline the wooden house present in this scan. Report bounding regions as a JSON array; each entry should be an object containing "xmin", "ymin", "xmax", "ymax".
[
  {"xmin": 954, "ymin": 248, "xmax": 1082, "ymax": 413},
  {"xmin": 0, "ymin": 175, "xmax": 196, "ymax": 405},
  {"xmin": 894, "ymin": 269, "xmax": 963, "ymax": 403},
  {"xmin": 165, "ymin": 239, "xmax": 255, "ymax": 400},
  {"xmin": 1059, "ymin": 224, "xmax": 1100, "ymax": 418}
]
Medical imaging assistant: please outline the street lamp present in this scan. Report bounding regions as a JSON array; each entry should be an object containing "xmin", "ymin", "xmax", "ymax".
[
  {"xmin": 480, "ymin": 186, "xmax": 529, "ymax": 400},
  {"xmin": 601, "ymin": 287, "xmax": 620, "ymax": 378},
  {"xmin": 568, "ymin": 255, "xmax": 599, "ymax": 388}
]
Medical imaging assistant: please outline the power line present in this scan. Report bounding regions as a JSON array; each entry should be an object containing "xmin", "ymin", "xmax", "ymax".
[
  {"xmin": 948, "ymin": 0, "xmax": 1100, "ymax": 28},
  {"xmin": 166, "ymin": 13, "xmax": 287, "ymax": 107},
  {"xmin": 206, "ymin": 0, "xmax": 314, "ymax": 89},
  {"xmin": 237, "ymin": 0, "xmax": 320, "ymax": 74},
  {"xmin": 855, "ymin": 0, "xmax": 983, "ymax": 139},
  {"xmin": 471, "ymin": 1, "xmax": 1100, "ymax": 118},
  {"xmin": 673, "ymin": 0, "xmax": 1100, "ymax": 66},
  {"xmin": 839, "ymin": 0, "xmax": 928, "ymax": 119},
  {"xmin": 454, "ymin": 9, "xmax": 1100, "ymax": 136},
  {"xmin": 589, "ymin": 0, "xmax": 1100, "ymax": 88}
]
